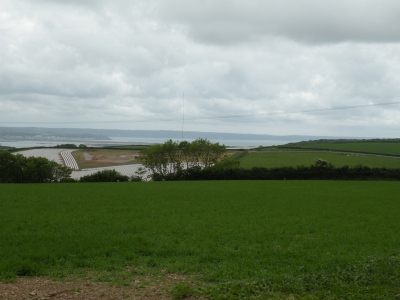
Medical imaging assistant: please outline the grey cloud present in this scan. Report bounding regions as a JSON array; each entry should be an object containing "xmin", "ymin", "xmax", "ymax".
[
  {"xmin": 158, "ymin": 0, "xmax": 400, "ymax": 45},
  {"xmin": 1, "ymin": 0, "xmax": 400, "ymax": 136}
]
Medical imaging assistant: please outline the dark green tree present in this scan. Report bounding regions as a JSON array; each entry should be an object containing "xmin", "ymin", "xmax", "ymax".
[
  {"xmin": 138, "ymin": 140, "xmax": 182, "ymax": 177},
  {"xmin": 0, "ymin": 151, "xmax": 71, "ymax": 183},
  {"xmin": 138, "ymin": 138, "xmax": 229, "ymax": 179},
  {"xmin": 24, "ymin": 156, "xmax": 71, "ymax": 183},
  {"xmin": 79, "ymin": 169, "xmax": 129, "ymax": 182},
  {"xmin": 0, "ymin": 151, "xmax": 25, "ymax": 183}
]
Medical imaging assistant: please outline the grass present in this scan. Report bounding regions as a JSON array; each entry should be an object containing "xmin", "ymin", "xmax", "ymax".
[
  {"xmin": 103, "ymin": 145, "xmax": 150, "ymax": 150},
  {"xmin": 1, "ymin": 181, "xmax": 400, "ymax": 299},
  {"xmin": 282, "ymin": 142, "xmax": 400, "ymax": 156},
  {"xmin": 234, "ymin": 151, "xmax": 400, "ymax": 169}
]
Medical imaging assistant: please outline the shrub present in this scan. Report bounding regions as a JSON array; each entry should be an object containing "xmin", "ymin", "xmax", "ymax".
[
  {"xmin": 130, "ymin": 175, "xmax": 143, "ymax": 182},
  {"xmin": 0, "ymin": 151, "xmax": 72, "ymax": 183},
  {"xmin": 79, "ymin": 169, "xmax": 129, "ymax": 182},
  {"xmin": 152, "ymin": 164, "xmax": 400, "ymax": 181}
]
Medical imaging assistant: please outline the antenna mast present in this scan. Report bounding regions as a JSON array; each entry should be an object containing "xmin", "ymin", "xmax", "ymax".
[{"xmin": 181, "ymin": 92, "xmax": 185, "ymax": 141}]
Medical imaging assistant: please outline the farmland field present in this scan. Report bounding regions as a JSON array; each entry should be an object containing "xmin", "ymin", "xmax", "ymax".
[
  {"xmin": 1, "ymin": 181, "xmax": 400, "ymax": 299},
  {"xmin": 282, "ymin": 142, "xmax": 400, "ymax": 156},
  {"xmin": 235, "ymin": 151, "xmax": 400, "ymax": 169},
  {"xmin": 71, "ymin": 149, "xmax": 140, "ymax": 169}
]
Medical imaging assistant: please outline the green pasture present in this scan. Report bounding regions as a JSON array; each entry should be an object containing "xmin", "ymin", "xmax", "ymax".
[
  {"xmin": 283, "ymin": 142, "xmax": 400, "ymax": 156},
  {"xmin": 1, "ymin": 181, "xmax": 400, "ymax": 299},
  {"xmin": 234, "ymin": 151, "xmax": 400, "ymax": 169},
  {"xmin": 104, "ymin": 145, "xmax": 149, "ymax": 150}
]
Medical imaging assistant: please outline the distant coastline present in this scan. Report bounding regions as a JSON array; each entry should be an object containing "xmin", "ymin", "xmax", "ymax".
[
  {"xmin": 0, "ymin": 126, "xmax": 361, "ymax": 149},
  {"xmin": 0, "ymin": 136, "xmax": 297, "ymax": 148}
]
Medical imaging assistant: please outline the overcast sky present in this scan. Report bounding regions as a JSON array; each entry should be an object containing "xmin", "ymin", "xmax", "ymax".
[{"xmin": 1, "ymin": 0, "xmax": 400, "ymax": 137}]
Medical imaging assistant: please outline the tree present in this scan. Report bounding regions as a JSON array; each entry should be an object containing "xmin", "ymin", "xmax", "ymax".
[
  {"xmin": 24, "ymin": 156, "xmax": 72, "ymax": 183},
  {"xmin": 79, "ymin": 169, "xmax": 129, "ymax": 182},
  {"xmin": 314, "ymin": 158, "xmax": 328, "ymax": 167},
  {"xmin": 138, "ymin": 138, "xmax": 228, "ymax": 179},
  {"xmin": 0, "ymin": 151, "xmax": 72, "ymax": 183},
  {"xmin": 0, "ymin": 151, "xmax": 25, "ymax": 183}
]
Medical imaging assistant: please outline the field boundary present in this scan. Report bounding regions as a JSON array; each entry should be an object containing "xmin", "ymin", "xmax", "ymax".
[{"xmin": 278, "ymin": 146, "xmax": 400, "ymax": 158}]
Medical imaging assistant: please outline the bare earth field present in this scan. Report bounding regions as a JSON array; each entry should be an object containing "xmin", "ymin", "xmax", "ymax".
[
  {"xmin": 73, "ymin": 149, "xmax": 140, "ymax": 169},
  {"xmin": 0, "ymin": 274, "xmax": 204, "ymax": 300}
]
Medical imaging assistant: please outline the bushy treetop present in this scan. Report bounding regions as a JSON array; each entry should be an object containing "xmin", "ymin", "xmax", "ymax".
[
  {"xmin": 0, "ymin": 151, "xmax": 72, "ymax": 183},
  {"xmin": 138, "ymin": 138, "xmax": 228, "ymax": 178}
]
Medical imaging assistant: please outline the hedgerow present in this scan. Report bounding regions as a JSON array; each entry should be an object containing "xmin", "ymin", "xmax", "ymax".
[{"xmin": 152, "ymin": 163, "xmax": 400, "ymax": 181}]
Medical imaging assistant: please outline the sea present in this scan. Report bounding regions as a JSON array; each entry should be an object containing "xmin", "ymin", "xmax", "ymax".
[{"xmin": 0, "ymin": 137, "xmax": 297, "ymax": 149}]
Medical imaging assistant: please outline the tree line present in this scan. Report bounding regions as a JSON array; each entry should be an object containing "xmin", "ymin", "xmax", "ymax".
[
  {"xmin": 0, "ymin": 151, "xmax": 72, "ymax": 183},
  {"xmin": 152, "ymin": 163, "xmax": 400, "ymax": 181},
  {"xmin": 138, "ymin": 138, "xmax": 231, "ymax": 179}
]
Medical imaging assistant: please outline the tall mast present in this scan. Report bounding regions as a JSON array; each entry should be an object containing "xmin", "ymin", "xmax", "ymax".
[{"xmin": 181, "ymin": 92, "xmax": 185, "ymax": 141}]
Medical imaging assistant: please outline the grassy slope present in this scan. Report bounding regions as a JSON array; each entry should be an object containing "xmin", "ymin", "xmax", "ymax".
[
  {"xmin": 236, "ymin": 151, "xmax": 400, "ymax": 169},
  {"xmin": 1, "ymin": 181, "xmax": 400, "ymax": 299},
  {"xmin": 283, "ymin": 142, "xmax": 400, "ymax": 156}
]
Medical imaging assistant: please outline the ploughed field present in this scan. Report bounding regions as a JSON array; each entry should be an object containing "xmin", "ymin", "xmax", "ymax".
[{"xmin": 1, "ymin": 181, "xmax": 400, "ymax": 299}]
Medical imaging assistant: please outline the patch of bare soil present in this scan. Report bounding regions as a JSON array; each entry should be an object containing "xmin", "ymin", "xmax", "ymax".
[
  {"xmin": 82, "ymin": 153, "xmax": 94, "ymax": 161},
  {"xmin": 0, "ymin": 274, "xmax": 206, "ymax": 300},
  {"xmin": 83, "ymin": 152, "xmax": 139, "ymax": 165}
]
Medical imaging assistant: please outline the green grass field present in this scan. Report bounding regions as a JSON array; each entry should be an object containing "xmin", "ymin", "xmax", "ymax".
[
  {"xmin": 282, "ymin": 142, "xmax": 400, "ymax": 156},
  {"xmin": 1, "ymin": 181, "xmax": 400, "ymax": 299},
  {"xmin": 234, "ymin": 151, "xmax": 400, "ymax": 169},
  {"xmin": 104, "ymin": 145, "xmax": 149, "ymax": 150}
]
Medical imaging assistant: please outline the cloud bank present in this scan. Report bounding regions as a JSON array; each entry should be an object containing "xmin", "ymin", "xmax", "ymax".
[{"xmin": 1, "ymin": 0, "xmax": 400, "ymax": 137}]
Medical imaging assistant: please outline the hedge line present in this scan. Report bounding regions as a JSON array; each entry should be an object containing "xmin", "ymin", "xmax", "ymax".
[{"xmin": 152, "ymin": 164, "xmax": 400, "ymax": 181}]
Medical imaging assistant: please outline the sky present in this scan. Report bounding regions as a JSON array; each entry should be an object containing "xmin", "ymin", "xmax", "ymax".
[{"xmin": 1, "ymin": 0, "xmax": 400, "ymax": 137}]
